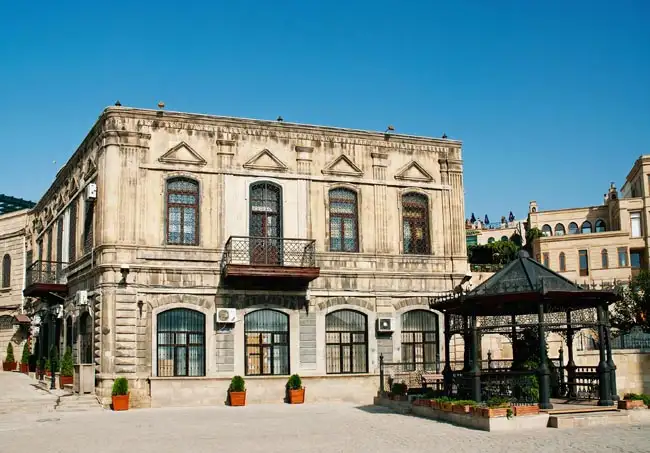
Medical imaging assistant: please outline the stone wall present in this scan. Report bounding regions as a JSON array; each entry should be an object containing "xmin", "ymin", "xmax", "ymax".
[{"xmin": 575, "ymin": 349, "xmax": 650, "ymax": 396}]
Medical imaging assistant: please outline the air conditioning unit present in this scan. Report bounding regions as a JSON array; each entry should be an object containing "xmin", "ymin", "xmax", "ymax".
[
  {"xmin": 377, "ymin": 317, "xmax": 393, "ymax": 333},
  {"xmin": 215, "ymin": 308, "xmax": 237, "ymax": 324},
  {"xmin": 86, "ymin": 183, "xmax": 97, "ymax": 200},
  {"xmin": 75, "ymin": 290, "xmax": 88, "ymax": 306}
]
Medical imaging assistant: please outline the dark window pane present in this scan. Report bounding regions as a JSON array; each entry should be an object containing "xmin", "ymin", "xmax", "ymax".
[
  {"xmin": 400, "ymin": 310, "xmax": 439, "ymax": 369},
  {"xmin": 166, "ymin": 178, "xmax": 199, "ymax": 245},
  {"xmin": 402, "ymin": 193, "xmax": 430, "ymax": 254},
  {"xmin": 329, "ymin": 189, "xmax": 358, "ymax": 252},
  {"xmin": 244, "ymin": 310, "xmax": 289, "ymax": 376},
  {"xmin": 156, "ymin": 308, "xmax": 205, "ymax": 377},
  {"xmin": 325, "ymin": 310, "xmax": 368, "ymax": 374}
]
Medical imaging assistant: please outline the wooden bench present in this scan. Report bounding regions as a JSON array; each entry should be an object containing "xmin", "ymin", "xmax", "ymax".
[{"xmin": 421, "ymin": 373, "xmax": 444, "ymax": 390}]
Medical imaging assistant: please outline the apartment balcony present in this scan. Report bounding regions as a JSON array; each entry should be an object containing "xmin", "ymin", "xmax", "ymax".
[
  {"xmin": 23, "ymin": 260, "xmax": 68, "ymax": 298},
  {"xmin": 221, "ymin": 236, "xmax": 319, "ymax": 288}
]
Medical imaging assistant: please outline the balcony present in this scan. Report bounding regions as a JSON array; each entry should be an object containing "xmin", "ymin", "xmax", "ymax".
[
  {"xmin": 23, "ymin": 260, "xmax": 68, "ymax": 298},
  {"xmin": 221, "ymin": 236, "xmax": 319, "ymax": 288}
]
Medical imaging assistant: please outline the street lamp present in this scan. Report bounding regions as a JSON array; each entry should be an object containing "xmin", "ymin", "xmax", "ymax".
[{"xmin": 49, "ymin": 310, "xmax": 56, "ymax": 390}]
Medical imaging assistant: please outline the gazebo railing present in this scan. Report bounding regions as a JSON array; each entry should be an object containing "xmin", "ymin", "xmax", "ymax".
[
  {"xmin": 565, "ymin": 366, "xmax": 599, "ymax": 399},
  {"xmin": 378, "ymin": 359, "xmax": 443, "ymax": 394},
  {"xmin": 481, "ymin": 370, "xmax": 539, "ymax": 404}
]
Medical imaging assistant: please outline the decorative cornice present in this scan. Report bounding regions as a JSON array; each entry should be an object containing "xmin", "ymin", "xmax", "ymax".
[
  {"xmin": 394, "ymin": 160, "xmax": 434, "ymax": 182},
  {"xmin": 322, "ymin": 154, "xmax": 364, "ymax": 177},
  {"xmin": 243, "ymin": 149, "xmax": 289, "ymax": 172},
  {"xmin": 158, "ymin": 141, "xmax": 207, "ymax": 166}
]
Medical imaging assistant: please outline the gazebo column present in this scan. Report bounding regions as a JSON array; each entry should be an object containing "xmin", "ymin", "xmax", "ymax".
[
  {"xmin": 596, "ymin": 303, "xmax": 613, "ymax": 406},
  {"xmin": 565, "ymin": 311, "xmax": 577, "ymax": 398},
  {"xmin": 469, "ymin": 315, "xmax": 481, "ymax": 402},
  {"xmin": 537, "ymin": 302, "xmax": 552, "ymax": 410},
  {"xmin": 442, "ymin": 312, "xmax": 453, "ymax": 396},
  {"xmin": 603, "ymin": 307, "xmax": 618, "ymax": 401},
  {"xmin": 462, "ymin": 315, "xmax": 470, "ymax": 372}
]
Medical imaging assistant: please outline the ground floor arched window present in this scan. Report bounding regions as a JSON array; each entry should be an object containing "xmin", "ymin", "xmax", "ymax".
[
  {"xmin": 401, "ymin": 309, "xmax": 439, "ymax": 370},
  {"xmin": 245, "ymin": 309, "xmax": 289, "ymax": 376},
  {"xmin": 326, "ymin": 309, "xmax": 368, "ymax": 374},
  {"xmin": 157, "ymin": 308, "xmax": 205, "ymax": 377}
]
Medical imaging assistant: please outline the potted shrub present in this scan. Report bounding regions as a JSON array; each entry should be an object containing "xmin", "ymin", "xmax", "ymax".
[
  {"xmin": 472, "ymin": 397, "xmax": 512, "ymax": 418},
  {"xmin": 111, "ymin": 377, "xmax": 129, "ymax": 411},
  {"xmin": 440, "ymin": 399, "xmax": 455, "ymax": 412},
  {"xmin": 3, "ymin": 343, "xmax": 16, "ymax": 371},
  {"xmin": 619, "ymin": 393, "xmax": 649, "ymax": 410},
  {"xmin": 44, "ymin": 359, "xmax": 51, "ymax": 377},
  {"xmin": 20, "ymin": 344, "xmax": 30, "ymax": 374},
  {"xmin": 390, "ymin": 382, "xmax": 408, "ymax": 401},
  {"xmin": 452, "ymin": 400, "xmax": 477, "ymax": 414},
  {"xmin": 286, "ymin": 374, "xmax": 305, "ymax": 404},
  {"xmin": 59, "ymin": 347, "xmax": 74, "ymax": 388},
  {"xmin": 228, "ymin": 375, "xmax": 246, "ymax": 407}
]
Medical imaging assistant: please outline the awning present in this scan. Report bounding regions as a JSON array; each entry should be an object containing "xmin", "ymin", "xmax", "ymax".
[{"xmin": 13, "ymin": 314, "xmax": 31, "ymax": 325}]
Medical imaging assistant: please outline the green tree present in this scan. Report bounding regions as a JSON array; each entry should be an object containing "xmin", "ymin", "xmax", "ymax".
[
  {"xmin": 5, "ymin": 343, "xmax": 15, "ymax": 363},
  {"xmin": 60, "ymin": 347, "xmax": 74, "ymax": 377},
  {"xmin": 21, "ymin": 342, "xmax": 30, "ymax": 364},
  {"xmin": 611, "ymin": 271, "xmax": 650, "ymax": 332},
  {"xmin": 524, "ymin": 227, "xmax": 544, "ymax": 255}
]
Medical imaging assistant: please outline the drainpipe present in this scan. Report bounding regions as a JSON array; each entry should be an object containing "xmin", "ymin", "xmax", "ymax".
[{"xmin": 21, "ymin": 235, "xmax": 26, "ymax": 314}]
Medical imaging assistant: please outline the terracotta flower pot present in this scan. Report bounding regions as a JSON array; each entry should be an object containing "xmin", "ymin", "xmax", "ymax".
[
  {"xmin": 59, "ymin": 375, "xmax": 73, "ymax": 388},
  {"xmin": 229, "ymin": 391, "xmax": 246, "ymax": 407},
  {"xmin": 513, "ymin": 405, "xmax": 540, "ymax": 416},
  {"xmin": 112, "ymin": 394, "xmax": 129, "ymax": 411},
  {"xmin": 288, "ymin": 388, "xmax": 305, "ymax": 404},
  {"xmin": 441, "ymin": 402, "xmax": 454, "ymax": 412},
  {"xmin": 2, "ymin": 361, "xmax": 16, "ymax": 371},
  {"xmin": 618, "ymin": 400, "xmax": 645, "ymax": 410},
  {"xmin": 452, "ymin": 404, "xmax": 472, "ymax": 414}
]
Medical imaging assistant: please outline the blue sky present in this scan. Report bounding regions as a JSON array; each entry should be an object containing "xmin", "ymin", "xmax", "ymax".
[{"xmin": 1, "ymin": 1, "xmax": 648, "ymax": 220}]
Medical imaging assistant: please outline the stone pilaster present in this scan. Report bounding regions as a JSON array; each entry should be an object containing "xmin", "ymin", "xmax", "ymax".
[
  {"xmin": 295, "ymin": 146, "xmax": 313, "ymax": 175},
  {"xmin": 438, "ymin": 158, "xmax": 451, "ymax": 261},
  {"xmin": 299, "ymin": 310, "xmax": 316, "ymax": 370},
  {"xmin": 114, "ymin": 288, "xmax": 137, "ymax": 375},
  {"xmin": 217, "ymin": 139, "xmax": 236, "ymax": 246},
  {"xmin": 372, "ymin": 152, "xmax": 389, "ymax": 253}
]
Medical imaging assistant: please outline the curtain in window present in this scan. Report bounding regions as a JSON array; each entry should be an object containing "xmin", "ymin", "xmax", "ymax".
[
  {"xmin": 401, "ymin": 310, "xmax": 438, "ymax": 371},
  {"xmin": 167, "ymin": 179, "xmax": 199, "ymax": 245},
  {"xmin": 157, "ymin": 309, "xmax": 205, "ymax": 377},
  {"xmin": 326, "ymin": 310, "xmax": 367, "ymax": 374},
  {"xmin": 244, "ymin": 310, "xmax": 289, "ymax": 376},
  {"xmin": 329, "ymin": 189, "xmax": 358, "ymax": 252}
]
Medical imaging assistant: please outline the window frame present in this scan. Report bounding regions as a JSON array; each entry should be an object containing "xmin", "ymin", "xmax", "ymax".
[
  {"xmin": 595, "ymin": 219, "xmax": 606, "ymax": 233},
  {"xmin": 156, "ymin": 308, "xmax": 206, "ymax": 377},
  {"xmin": 580, "ymin": 221, "xmax": 592, "ymax": 234},
  {"xmin": 401, "ymin": 192, "xmax": 431, "ymax": 255},
  {"xmin": 244, "ymin": 309, "xmax": 290, "ymax": 376},
  {"xmin": 554, "ymin": 223, "xmax": 566, "ymax": 236},
  {"xmin": 618, "ymin": 247, "xmax": 628, "ymax": 268},
  {"xmin": 630, "ymin": 212, "xmax": 642, "ymax": 238},
  {"xmin": 542, "ymin": 224, "xmax": 552, "ymax": 236},
  {"xmin": 559, "ymin": 252, "xmax": 566, "ymax": 272},
  {"xmin": 543, "ymin": 252, "xmax": 550, "ymax": 268},
  {"xmin": 400, "ymin": 310, "xmax": 439, "ymax": 371},
  {"xmin": 568, "ymin": 222, "xmax": 579, "ymax": 235},
  {"xmin": 1, "ymin": 254, "xmax": 11, "ymax": 288},
  {"xmin": 68, "ymin": 199, "xmax": 77, "ymax": 262},
  {"xmin": 601, "ymin": 249, "xmax": 609, "ymax": 269},
  {"xmin": 325, "ymin": 309, "xmax": 368, "ymax": 374},
  {"xmin": 165, "ymin": 177, "xmax": 200, "ymax": 246},
  {"xmin": 579, "ymin": 249, "xmax": 589, "ymax": 276},
  {"xmin": 328, "ymin": 188, "xmax": 359, "ymax": 252}
]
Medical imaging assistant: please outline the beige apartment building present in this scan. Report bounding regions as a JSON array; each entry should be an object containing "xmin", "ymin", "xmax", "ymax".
[
  {"xmin": 528, "ymin": 155, "xmax": 650, "ymax": 286},
  {"xmin": 12, "ymin": 106, "xmax": 468, "ymax": 407}
]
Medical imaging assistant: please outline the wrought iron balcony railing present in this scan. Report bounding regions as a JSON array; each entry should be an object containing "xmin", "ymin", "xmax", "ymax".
[
  {"xmin": 222, "ymin": 236, "xmax": 316, "ymax": 269},
  {"xmin": 25, "ymin": 260, "xmax": 68, "ymax": 287}
]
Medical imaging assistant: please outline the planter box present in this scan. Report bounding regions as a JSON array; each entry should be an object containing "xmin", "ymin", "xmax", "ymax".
[
  {"xmin": 288, "ymin": 388, "xmax": 305, "ymax": 404},
  {"xmin": 229, "ymin": 391, "xmax": 246, "ymax": 407},
  {"xmin": 441, "ymin": 402, "xmax": 454, "ymax": 412},
  {"xmin": 59, "ymin": 375, "xmax": 73, "ymax": 388},
  {"xmin": 513, "ymin": 405, "xmax": 540, "ymax": 416},
  {"xmin": 618, "ymin": 400, "xmax": 646, "ymax": 410},
  {"xmin": 472, "ymin": 406, "xmax": 510, "ymax": 418},
  {"xmin": 430, "ymin": 401, "xmax": 441, "ymax": 410},
  {"xmin": 452, "ymin": 404, "xmax": 473, "ymax": 414},
  {"xmin": 2, "ymin": 361, "xmax": 16, "ymax": 371},
  {"xmin": 112, "ymin": 394, "xmax": 129, "ymax": 411},
  {"xmin": 20, "ymin": 363, "xmax": 29, "ymax": 374}
]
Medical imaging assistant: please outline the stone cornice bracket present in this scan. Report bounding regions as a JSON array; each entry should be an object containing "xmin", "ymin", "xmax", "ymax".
[
  {"xmin": 295, "ymin": 145, "xmax": 314, "ymax": 175},
  {"xmin": 216, "ymin": 139, "xmax": 236, "ymax": 169},
  {"xmin": 103, "ymin": 130, "xmax": 151, "ymax": 149}
]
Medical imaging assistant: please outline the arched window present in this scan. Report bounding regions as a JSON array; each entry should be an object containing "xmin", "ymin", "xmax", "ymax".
[
  {"xmin": 245, "ymin": 310, "xmax": 289, "ymax": 376},
  {"xmin": 542, "ymin": 224, "xmax": 552, "ymax": 236},
  {"xmin": 581, "ymin": 221, "xmax": 592, "ymax": 234},
  {"xmin": 250, "ymin": 182, "xmax": 283, "ymax": 264},
  {"xmin": 2, "ymin": 254, "xmax": 10, "ymax": 288},
  {"xmin": 555, "ymin": 223, "xmax": 566, "ymax": 236},
  {"xmin": 157, "ymin": 308, "xmax": 205, "ymax": 377},
  {"xmin": 601, "ymin": 249, "xmax": 609, "ymax": 269},
  {"xmin": 595, "ymin": 219, "xmax": 606, "ymax": 233},
  {"xmin": 559, "ymin": 252, "xmax": 566, "ymax": 272},
  {"xmin": 568, "ymin": 222, "xmax": 579, "ymax": 234},
  {"xmin": 401, "ymin": 310, "xmax": 438, "ymax": 371},
  {"xmin": 402, "ymin": 193, "xmax": 430, "ymax": 254},
  {"xmin": 487, "ymin": 237, "xmax": 495, "ymax": 244},
  {"xmin": 166, "ymin": 178, "xmax": 199, "ymax": 245},
  {"xmin": 326, "ymin": 309, "xmax": 368, "ymax": 374},
  {"xmin": 329, "ymin": 188, "xmax": 359, "ymax": 252},
  {"xmin": 500, "ymin": 236, "xmax": 508, "ymax": 242}
]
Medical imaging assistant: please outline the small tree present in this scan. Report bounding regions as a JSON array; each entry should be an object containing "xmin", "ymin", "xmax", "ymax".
[
  {"xmin": 286, "ymin": 374, "xmax": 302, "ymax": 390},
  {"xmin": 60, "ymin": 347, "xmax": 74, "ymax": 377},
  {"xmin": 611, "ymin": 271, "xmax": 650, "ymax": 332},
  {"xmin": 21, "ymin": 343, "xmax": 30, "ymax": 364},
  {"xmin": 112, "ymin": 377, "xmax": 129, "ymax": 396},
  {"xmin": 5, "ymin": 343, "xmax": 15, "ymax": 363},
  {"xmin": 229, "ymin": 375, "xmax": 245, "ymax": 392}
]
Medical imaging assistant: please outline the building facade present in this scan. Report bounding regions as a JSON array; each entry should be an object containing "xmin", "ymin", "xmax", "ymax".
[{"xmin": 21, "ymin": 106, "xmax": 467, "ymax": 407}]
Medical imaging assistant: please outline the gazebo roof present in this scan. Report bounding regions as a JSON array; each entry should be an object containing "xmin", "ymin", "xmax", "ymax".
[{"xmin": 432, "ymin": 250, "xmax": 618, "ymax": 315}]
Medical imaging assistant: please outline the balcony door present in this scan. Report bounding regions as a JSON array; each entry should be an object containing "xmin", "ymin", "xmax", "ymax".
[{"xmin": 249, "ymin": 182, "xmax": 283, "ymax": 265}]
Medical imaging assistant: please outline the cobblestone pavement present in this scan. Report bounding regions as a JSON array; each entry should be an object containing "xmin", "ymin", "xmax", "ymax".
[{"xmin": 1, "ymin": 403, "xmax": 649, "ymax": 453}]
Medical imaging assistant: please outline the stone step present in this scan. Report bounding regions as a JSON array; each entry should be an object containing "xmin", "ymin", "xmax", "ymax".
[
  {"xmin": 55, "ymin": 406, "xmax": 104, "ymax": 412},
  {"xmin": 549, "ymin": 411, "xmax": 634, "ymax": 429}
]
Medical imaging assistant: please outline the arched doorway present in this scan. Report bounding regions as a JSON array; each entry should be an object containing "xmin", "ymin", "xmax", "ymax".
[{"xmin": 79, "ymin": 312, "xmax": 93, "ymax": 364}]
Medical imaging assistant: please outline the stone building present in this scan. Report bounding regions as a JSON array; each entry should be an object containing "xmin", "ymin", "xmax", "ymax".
[
  {"xmin": 0, "ymin": 201, "xmax": 33, "ymax": 364},
  {"xmin": 21, "ymin": 106, "xmax": 467, "ymax": 407}
]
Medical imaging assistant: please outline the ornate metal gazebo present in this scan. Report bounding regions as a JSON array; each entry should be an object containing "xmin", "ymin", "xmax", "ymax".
[{"xmin": 430, "ymin": 250, "xmax": 619, "ymax": 409}]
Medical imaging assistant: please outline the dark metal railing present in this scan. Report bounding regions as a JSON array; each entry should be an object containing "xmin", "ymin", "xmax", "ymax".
[
  {"xmin": 608, "ymin": 327, "xmax": 650, "ymax": 350},
  {"xmin": 469, "ymin": 263, "xmax": 505, "ymax": 273},
  {"xmin": 25, "ymin": 260, "xmax": 68, "ymax": 287},
  {"xmin": 222, "ymin": 236, "xmax": 316, "ymax": 269},
  {"xmin": 379, "ymin": 358, "xmax": 443, "ymax": 394},
  {"xmin": 565, "ymin": 365, "xmax": 599, "ymax": 399}
]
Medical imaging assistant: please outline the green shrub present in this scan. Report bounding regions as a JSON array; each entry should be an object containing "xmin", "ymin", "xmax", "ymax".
[
  {"xmin": 432, "ymin": 396, "xmax": 454, "ymax": 403},
  {"xmin": 486, "ymin": 396, "xmax": 511, "ymax": 408},
  {"xmin": 112, "ymin": 377, "xmax": 129, "ymax": 396},
  {"xmin": 229, "ymin": 375, "xmax": 245, "ymax": 392},
  {"xmin": 60, "ymin": 347, "xmax": 74, "ymax": 377},
  {"xmin": 286, "ymin": 374, "xmax": 302, "ymax": 390},
  {"xmin": 390, "ymin": 382, "xmax": 408, "ymax": 396},
  {"xmin": 44, "ymin": 359, "xmax": 50, "ymax": 372},
  {"xmin": 453, "ymin": 400, "xmax": 478, "ymax": 407},
  {"xmin": 21, "ymin": 343, "xmax": 30, "ymax": 364},
  {"xmin": 5, "ymin": 343, "xmax": 15, "ymax": 363},
  {"xmin": 624, "ymin": 393, "xmax": 650, "ymax": 406}
]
